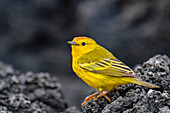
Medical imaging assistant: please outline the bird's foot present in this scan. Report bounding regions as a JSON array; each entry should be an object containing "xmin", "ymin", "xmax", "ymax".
[
  {"xmin": 97, "ymin": 90, "xmax": 111, "ymax": 102},
  {"xmin": 81, "ymin": 90, "xmax": 112, "ymax": 107},
  {"xmin": 81, "ymin": 91, "xmax": 100, "ymax": 107}
]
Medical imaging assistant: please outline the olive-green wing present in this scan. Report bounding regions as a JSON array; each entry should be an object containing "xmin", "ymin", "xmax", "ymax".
[{"xmin": 79, "ymin": 58, "xmax": 136, "ymax": 78}]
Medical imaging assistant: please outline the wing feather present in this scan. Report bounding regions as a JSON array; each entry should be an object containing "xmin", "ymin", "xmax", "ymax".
[{"xmin": 79, "ymin": 58, "xmax": 136, "ymax": 78}]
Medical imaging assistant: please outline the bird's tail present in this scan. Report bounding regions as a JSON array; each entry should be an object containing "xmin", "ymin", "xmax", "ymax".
[{"xmin": 123, "ymin": 78, "xmax": 159, "ymax": 88}]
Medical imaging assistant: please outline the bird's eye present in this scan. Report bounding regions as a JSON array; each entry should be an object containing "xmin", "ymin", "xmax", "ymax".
[{"xmin": 82, "ymin": 42, "xmax": 86, "ymax": 46}]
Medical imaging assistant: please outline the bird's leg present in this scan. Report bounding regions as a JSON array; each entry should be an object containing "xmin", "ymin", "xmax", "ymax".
[
  {"xmin": 96, "ymin": 90, "xmax": 112, "ymax": 102},
  {"xmin": 81, "ymin": 91, "xmax": 101, "ymax": 107}
]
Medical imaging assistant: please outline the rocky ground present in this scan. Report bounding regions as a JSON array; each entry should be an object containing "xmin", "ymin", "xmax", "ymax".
[
  {"xmin": 0, "ymin": 62, "xmax": 79, "ymax": 112},
  {"xmin": 0, "ymin": 54, "xmax": 169, "ymax": 113}
]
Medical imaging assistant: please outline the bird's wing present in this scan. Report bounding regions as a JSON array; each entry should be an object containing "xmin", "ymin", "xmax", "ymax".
[{"xmin": 79, "ymin": 58, "xmax": 136, "ymax": 78}]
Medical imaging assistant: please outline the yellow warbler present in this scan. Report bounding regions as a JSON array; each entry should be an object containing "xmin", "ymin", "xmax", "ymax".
[{"xmin": 67, "ymin": 36, "xmax": 159, "ymax": 106}]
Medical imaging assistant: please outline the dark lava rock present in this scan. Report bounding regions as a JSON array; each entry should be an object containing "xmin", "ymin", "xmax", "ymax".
[
  {"xmin": 0, "ymin": 62, "xmax": 80, "ymax": 113},
  {"xmin": 82, "ymin": 55, "xmax": 170, "ymax": 113}
]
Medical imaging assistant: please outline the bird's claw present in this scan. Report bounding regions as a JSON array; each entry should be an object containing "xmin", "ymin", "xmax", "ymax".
[
  {"xmin": 97, "ymin": 91, "xmax": 111, "ymax": 102},
  {"xmin": 81, "ymin": 96, "xmax": 96, "ymax": 107},
  {"xmin": 81, "ymin": 90, "xmax": 112, "ymax": 107}
]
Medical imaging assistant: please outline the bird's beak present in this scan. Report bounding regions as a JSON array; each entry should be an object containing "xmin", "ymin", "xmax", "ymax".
[{"xmin": 67, "ymin": 41, "xmax": 79, "ymax": 45}]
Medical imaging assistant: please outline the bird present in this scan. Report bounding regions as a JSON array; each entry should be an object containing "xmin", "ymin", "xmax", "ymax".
[{"xmin": 67, "ymin": 36, "xmax": 159, "ymax": 106}]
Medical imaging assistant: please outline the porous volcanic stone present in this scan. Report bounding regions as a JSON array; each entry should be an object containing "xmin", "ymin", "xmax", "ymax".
[{"xmin": 0, "ymin": 62, "xmax": 68, "ymax": 112}]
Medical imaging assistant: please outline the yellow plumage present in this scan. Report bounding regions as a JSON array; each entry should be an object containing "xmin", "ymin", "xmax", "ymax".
[{"xmin": 68, "ymin": 36, "xmax": 159, "ymax": 106}]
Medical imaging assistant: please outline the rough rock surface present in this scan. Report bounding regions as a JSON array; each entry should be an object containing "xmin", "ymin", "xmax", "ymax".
[
  {"xmin": 0, "ymin": 62, "xmax": 80, "ymax": 112},
  {"xmin": 82, "ymin": 54, "xmax": 170, "ymax": 113}
]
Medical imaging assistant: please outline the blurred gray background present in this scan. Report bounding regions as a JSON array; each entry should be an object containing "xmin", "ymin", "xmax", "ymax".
[{"xmin": 0, "ymin": 0, "xmax": 169, "ymax": 108}]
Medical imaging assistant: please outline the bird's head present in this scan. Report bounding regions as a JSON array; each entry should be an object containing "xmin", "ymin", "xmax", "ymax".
[{"xmin": 67, "ymin": 36, "xmax": 98, "ymax": 58}]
